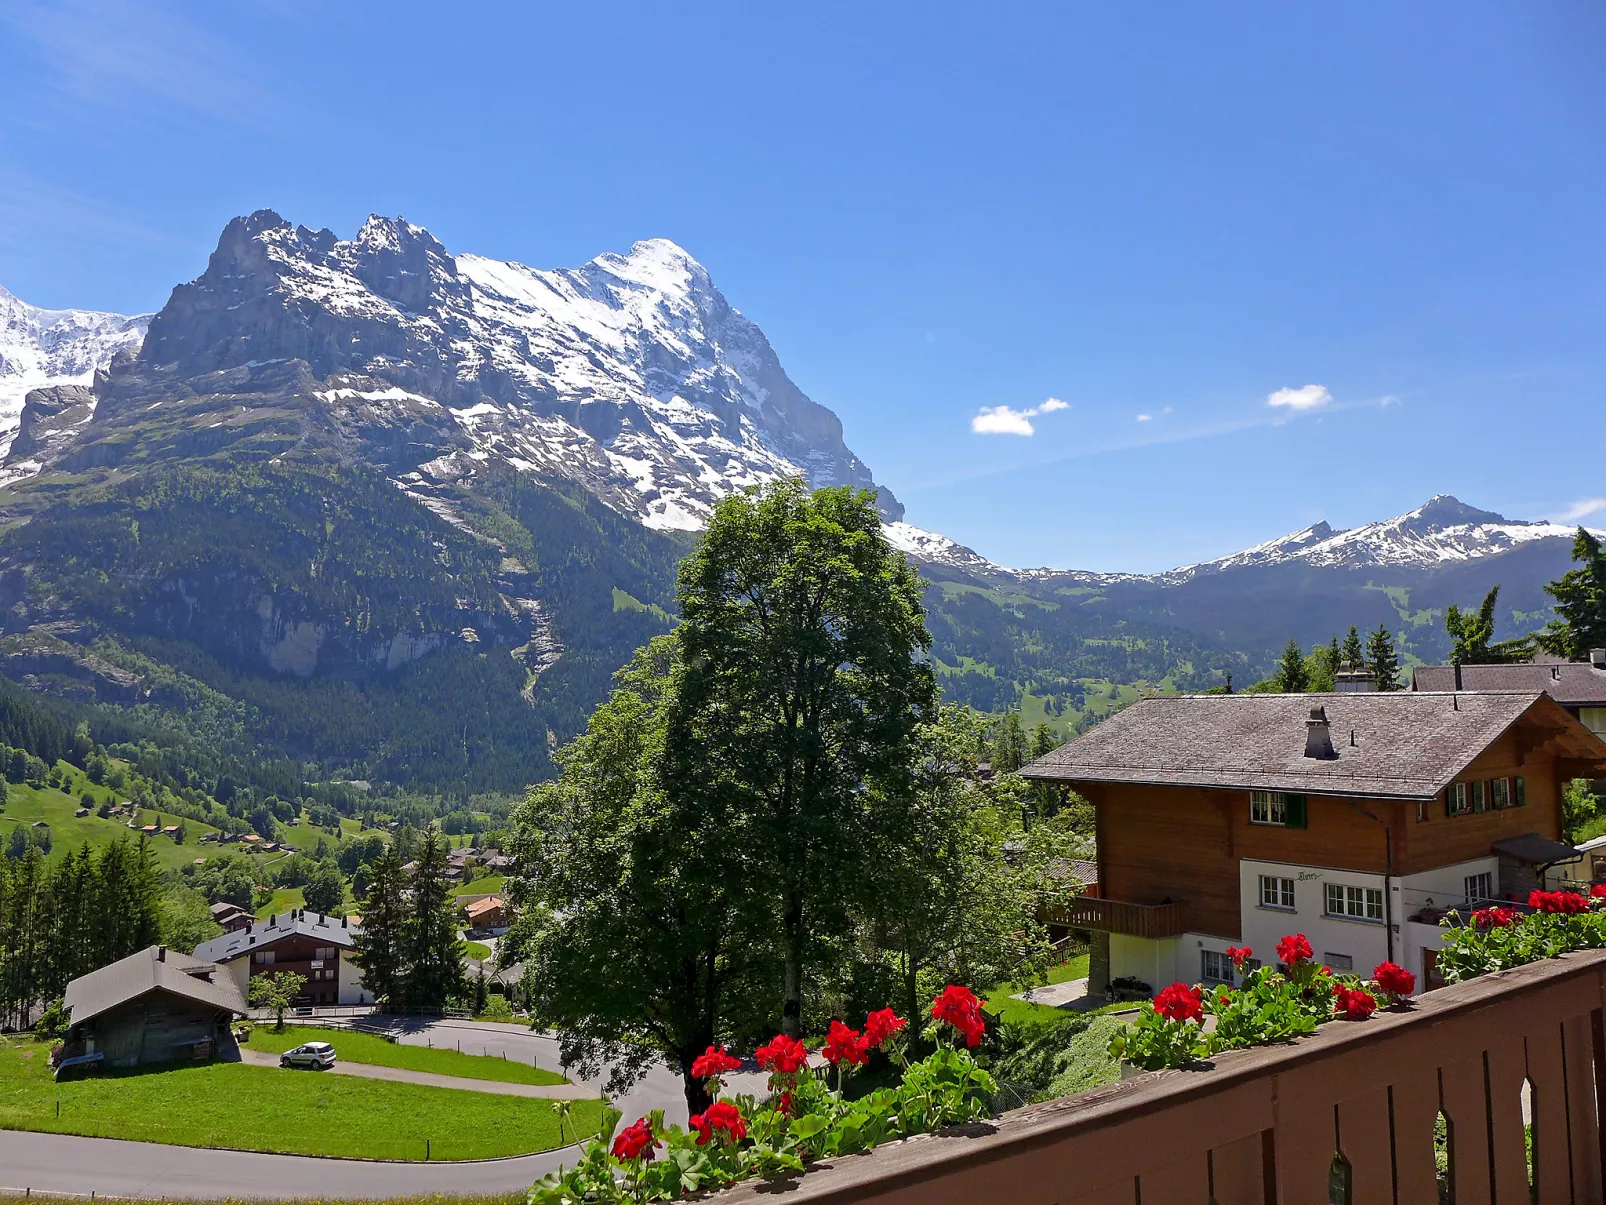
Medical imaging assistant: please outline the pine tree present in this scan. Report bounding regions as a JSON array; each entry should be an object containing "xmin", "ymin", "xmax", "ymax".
[
  {"xmin": 1341, "ymin": 626, "xmax": 1365, "ymax": 671},
  {"xmin": 1274, "ymin": 638, "xmax": 1310, "ymax": 693},
  {"xmin": 993, "ymin": 712, "xmax": 1024, "ymax": 773},
  {"xmin": 1538, "ymin": 528, "xmax": 1606, "ymax": 659},
  {"xmin": 353, "ymin": 844, "xmax": 408, "ymax": 1007},
  {"xmin": 1367, "ymin": 625, "xmax": 1401, "ymax": 692},
  {"xmin": 404, "ymin": 830, "xmax": 464, "ymax": 1012},
  {"xmin": 1445, "ymin": 586, "xmax": 1500, "ymax": 666}
]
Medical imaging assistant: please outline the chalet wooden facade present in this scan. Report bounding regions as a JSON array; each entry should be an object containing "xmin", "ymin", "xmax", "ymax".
[{"xmin": 1021, "ymin": 690, "xmax": 1606, "ymax": 994}]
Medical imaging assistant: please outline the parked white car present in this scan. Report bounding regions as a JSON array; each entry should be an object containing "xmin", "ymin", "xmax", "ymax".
[{"xmin": 279, "ymin": 1041, "xmax": 336, "ymax": 1070}]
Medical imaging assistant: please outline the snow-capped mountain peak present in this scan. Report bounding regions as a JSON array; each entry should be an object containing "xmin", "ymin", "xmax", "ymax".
[
  {"xmin": 109, "ymin": 211, "xmax": 898, "ymax": 532},
  {"xmin": 1166, "ymin": 495, "xmax": 1596, "ymax": 579},
  {"xmin": 0, "ymin": 283, "xmax": 150, "ymax": 448}
]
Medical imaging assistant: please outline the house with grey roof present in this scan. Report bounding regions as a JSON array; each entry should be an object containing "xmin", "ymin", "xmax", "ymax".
[
  {"xmin": 1022, "ymin": 690, "xmax": 1606, "ymax": 997},
  {"xmin": 60, "ymin": 945, "xmax": 246, "ymax": 1075},
  {"xmin": 193, "ymin": 908, "xmax": 368, "ymax": 1007},
  {"xmin": 1411, "ymin": 652, "xmax": 1606, "ymax": 739}
]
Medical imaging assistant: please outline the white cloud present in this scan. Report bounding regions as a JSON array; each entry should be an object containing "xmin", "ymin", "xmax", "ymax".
[
  {"xmin": 1267, "ymin": 384, "xmax": 1332, "ymax": 411},
  {"xmin": 972, "ymin": 406, "xmax": 1038, "ymax": 436},
  {"xmin": 970, "ymin": 397, "xmax": 1071, "ymax": 437},
  {"xmin": 1136, "ymin": 414, "xmax": 1152, "ymax": 422},
  {"xmin": 1555, "ymin": 497, "xmax": 1606, "ymax": 523}
]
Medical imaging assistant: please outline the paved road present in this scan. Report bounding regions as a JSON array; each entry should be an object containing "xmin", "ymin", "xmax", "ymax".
[
  {"xmin": 0, "ymin": 1019, "xmax": 759, "ymax": 1199},
  {"xmin": 237, "ymin": 1048, "xmax": 596, "ymax": 1098}
]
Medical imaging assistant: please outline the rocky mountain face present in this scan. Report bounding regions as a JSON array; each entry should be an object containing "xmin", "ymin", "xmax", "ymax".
[
  {"xmin": 65, "ymin": 211, "xmax": 897, "ymax": 532},
  {"xmin": 0, "ymin": 284, "xmax": 149, "ymax": 461}
]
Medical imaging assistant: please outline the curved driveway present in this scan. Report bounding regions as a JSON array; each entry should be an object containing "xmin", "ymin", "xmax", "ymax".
[{"xmin": 0, "ymin": 1020, "xmax": 767, "ymax": 1199}]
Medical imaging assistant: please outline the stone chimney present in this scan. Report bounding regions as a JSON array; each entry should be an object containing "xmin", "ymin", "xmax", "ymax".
[
  {"xmin": 157, "ymin": 946, "xmax": 166, "ymax": 962},
  {"xmin": 1591, "ymin": 648, "xmax": 1605, "ymax": 669},
  {"xmin": 1305, "ymin": 705, "xmax": 1337, "ymax": 759},
  {"xmin": 1334, "ymin": 661, "xmax": 1376, "ymax": 693}
]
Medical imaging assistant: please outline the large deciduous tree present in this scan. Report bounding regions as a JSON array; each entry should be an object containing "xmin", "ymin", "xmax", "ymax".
[
  {"xmin": 508, "ymin": 637, "xmax": 775, "ymax": 1113},
  {"xmin": 666, "ymin": 481, "xmax": 937, "ymax": 1037}
]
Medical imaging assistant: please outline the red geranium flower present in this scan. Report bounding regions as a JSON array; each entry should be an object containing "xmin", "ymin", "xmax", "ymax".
[
  {"xmin": 1591, "ymin": 883, "xmax": 1606, "ymax": 899},
  {"xmin": 930, "ymin": 985, "xmax": 988, "ymax": 1047},
  {"xmin": 1371, "ymin": 961, "xmax": 1415, "ymax": 1001},
  {"xmin": 1333, "ymin": 985, "xmax": 1377, "ymax": 1021},
  {"xmin": 688, "ymin": 1100, "xmax": 747, "ymax": 1146},
  {"xmin": 777, "ymin": 1090, "xmax": 793, "ymax": 1117},
  {"xmin": 1473, "ymin": 905, "xmax": 1517, "ymax": 929},
  {"xmin": 821, "ymin": 1019, "xmax": 869, "ymax": 1067},
  {"xmin": 1152, "ymin": 982, "xmax": 1204, "ymax": 1023},
  {"xmin": 690, "ymin": 1044, "xmax": 742, "ymax": 1081},
  {"xmin": 863, "ymin": 1007, "xmax": 908, "ymax": 1048},
  {"xmin": 1276, "ymin": 933, "xmax": 1314, "ymax": 966},
  {"xmin": 1530, "ymin": 889, "xmax": 1589, "ymax": 914},
  {"xmin": 1225, "ymin": 945, "xmax": 1253, "ymax": 970},
  {"xmin": 611, "ymin": 1117, "xmax": 659, "ymax": 1161},
  {"xmin": 754, "ymin": 1033, "xmax": 809, "ymax": 1075}
]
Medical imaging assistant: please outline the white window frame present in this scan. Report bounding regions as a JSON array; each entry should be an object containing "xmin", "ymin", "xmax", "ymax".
[
  {"xmin": 1448, "ymin": 783, "xmax": 1470, "ymax": 817},
  {"xmin": 1491, "ymin": 778, "xmax": 1511, "ymax": 809},
  {"xmin": 1464, "ymin": 872, "xmax": 1493, "ymax": 906},
  {"xmin": 1201, "ymin": 949, "xmax": 1233, "ymax": 985},
  {"xmin": 1259, "ymin": 874, "xmax": 1296, "ymax": 911},
  {"xmin": 1325, "ymin": 881, "xmax": 1384, "ymax": 923},
  {"xmin": 1250, "ymin": 791, "xmax": 1287, "ymax": 825}
]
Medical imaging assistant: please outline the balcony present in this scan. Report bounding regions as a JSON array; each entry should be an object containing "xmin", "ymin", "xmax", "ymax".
[
  {"xmin": 1045, "ymin": 895, "xmax": 1190, "ymax": 939},
  {"xmin": 722, "ymin": 947, "xmax": 1606, "ymax": 1205}
]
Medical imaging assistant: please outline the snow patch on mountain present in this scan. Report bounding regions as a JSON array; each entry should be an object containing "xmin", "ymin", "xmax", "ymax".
[{"xmin": 0, "ymin": 284, "xmax": 149, "ymax": 446}]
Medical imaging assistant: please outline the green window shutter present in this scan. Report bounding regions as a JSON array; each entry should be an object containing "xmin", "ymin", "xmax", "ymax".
[{"xmin": 1283, "ymin": 794, "xmax": 1308, "ymax": 829}]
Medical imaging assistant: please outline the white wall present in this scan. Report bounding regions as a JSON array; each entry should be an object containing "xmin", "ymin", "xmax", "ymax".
[
  {"xmin": 337, "ymin": 951, "xmax": 368, "ymax": 1006},
  {"xmin": 1109, "ymin": 934, "xmax": 1181, "ymax": 990},
  {"xmin": 1238, "ymin": 858, "xmax": 1391, "ymax": 978}
]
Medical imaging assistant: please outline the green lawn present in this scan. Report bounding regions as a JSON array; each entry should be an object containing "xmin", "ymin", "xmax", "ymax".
[
  {"xmin": 0, "ymin": 783, "xmax": 221, "ymax": 874},
  {"xmin": 452, "ymin": 873, "xmax": 505, "ymax": 897},
  {"xmin": 463, "ymin": 940, "xmax": 492, "ymax": 961},
  {"xmin": 0, "ymin": 1040, "xmax": 598, "ymax": 1160},
  {"xmin": 987, "ymin": 953, "xmax": 1092, "ymax": 1026},
  {"xmin": 246, "ymin": 1025, "xmax": 566, "ymax": 1086},
  {"xmin": 255, "ymin": 885, "xmax": 305, "ymax": 919}
]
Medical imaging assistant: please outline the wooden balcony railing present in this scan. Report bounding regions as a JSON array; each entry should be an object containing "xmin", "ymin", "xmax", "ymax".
[
  {"xmin": 1044, "ymin": 895, "xmax": 1190, "ymax": 939},
  {"xmin": 721, "ymin": 947, "xmax": 1606, "ymax": 1205}
]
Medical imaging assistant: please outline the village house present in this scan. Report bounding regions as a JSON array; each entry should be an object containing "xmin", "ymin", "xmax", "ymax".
[
  {"xmin": 193, "ymin": 908, "xmax": 368, "ymax": 1006},
  {"xmin": 460, "ymin": 893, "xmax": 510, "ymax": 933},
  {"xmin": 59, "ymin": 945, "xmax": 246, "ymax": 1075},
  {"xmin": 208, "ymin": 901, "xmax": 254, "ymax": 931},
  {"xmin": 1412, "ymin": 650, "xmax": 1606, "ymax": 739},
  {"xmin": 1020, "ymin": 690, "xmax": 1606, "ymax": 995}
]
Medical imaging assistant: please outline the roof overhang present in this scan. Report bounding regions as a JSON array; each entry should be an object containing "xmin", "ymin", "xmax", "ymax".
[{"xmin": 1492, "ymin": 833, "xmax": 1581, "ymax": 867}]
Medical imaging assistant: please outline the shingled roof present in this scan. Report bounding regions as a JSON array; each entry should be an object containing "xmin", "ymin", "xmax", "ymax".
[
  {"xmin": 192, "ymin": 908, "xmax": 359, "ymax": 964},
  {"xmin": 64, "ymin": 946, "xmax": 246, "ymax": 1029},
  {"xmin": 1411, "ymin": 662, "xmax": 1606, "ymax": 707},
  {"xmin": 1019, "ymin": 691, "xmax": 1606, "ymax": 800}
]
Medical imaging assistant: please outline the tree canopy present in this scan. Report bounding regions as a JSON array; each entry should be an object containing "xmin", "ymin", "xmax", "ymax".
[{"xmin": 1539, "ymin": 528, "xmax": 1606, "ymax": 659}]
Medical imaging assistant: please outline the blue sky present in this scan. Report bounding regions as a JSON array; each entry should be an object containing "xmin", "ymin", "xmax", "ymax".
[{"xmin": 2, "ymin": 2, "xmax": 1602, "ymax": 572}]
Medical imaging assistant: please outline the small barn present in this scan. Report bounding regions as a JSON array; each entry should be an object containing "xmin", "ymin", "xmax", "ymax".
[{"xmin": 60, "ymin": 946, "xmax": 247, "ymax": 1075}]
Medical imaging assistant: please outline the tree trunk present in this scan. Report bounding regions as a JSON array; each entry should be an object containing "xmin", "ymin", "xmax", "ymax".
[
  {"xmin": 682, "ymin": 1064, "xmax": 715, "ymax": 1115},
  {"xmin": 781, "ymin": 892, "xmax": 804, "ymax": 1038},
  {"xmin": 902, "ymin": 949, "xmax": 920, "ymax": 1036}
]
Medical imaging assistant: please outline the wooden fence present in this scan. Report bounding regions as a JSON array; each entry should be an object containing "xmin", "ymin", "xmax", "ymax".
[{"xmin": 721, "ymin": 948, "xmax": 1606, "ymax": 1204}]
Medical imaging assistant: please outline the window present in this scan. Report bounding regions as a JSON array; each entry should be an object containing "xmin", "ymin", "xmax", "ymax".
[
  {"xmin": 1416, "ymin": 800, "xmax": 1429, "ymax": 823},
  {"xmin": 1250, "ymin": 792, "xmax": 1286, "ymax": 825},
  {"xmin": 1491, "ymin": 778, "xmax": 1511, "ymax": 809},
  {"xmin": 1325, "ymin": 882, "xmax": 1384, "ymax": 922},
  {"xmin": 1201, "ymin": 950, "xmax": 1234, "ymax": 984},
  {"xmin": 1324, "ymin": 953, "xmax": 1354, "ymax": 972},
  {"xmin": 1448, "ymin": 783, "xmax": 1470, "ymax": 817},
  {"xmin": 1251, "ymin": 791, "xmax": 1307, "ymax": 828},
  {"xmin": 1464, "ymin": 872, "xmax": 1493, "ymax": 905},
  {"xmin": 1471, "ymin": 780, "xmax": 1488, "ymax": 813},
  {"xmin": 1514, "ymin": 776, "xmax": 1526, "ymax": 807},
  {"xmin": 1260, "ymin": 875, "xmax": 1295, "ymax": 910},
  {"xmin": 316, "ymin": 947, "xmax": 336, "ymax": 960},
  {"xmin": 253, "ymin": 950, "xmax": 275, "ymax": 965}
]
